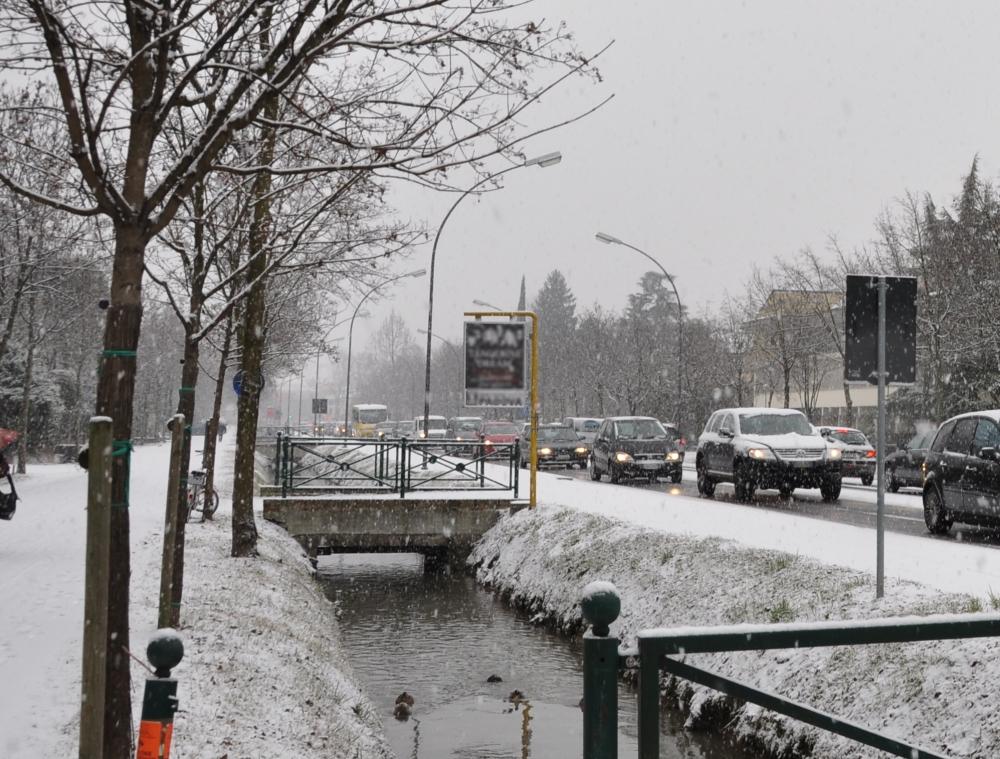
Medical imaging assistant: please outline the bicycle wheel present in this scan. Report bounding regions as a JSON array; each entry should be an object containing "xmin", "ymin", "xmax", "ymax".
[
  {"xmin": 203, "ymin": 487, "xmax": 220, "ymax": 519},
  {"xmin": 185, "ymin": 490, "xmax": 199, "ymax": 522}
]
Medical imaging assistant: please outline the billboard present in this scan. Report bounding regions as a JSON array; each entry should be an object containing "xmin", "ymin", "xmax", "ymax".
[
  {"xmin": 311, "ymin": 398, "xmax": 328, "ymax": 414},
  {"xmin": 464, "ymin": 321, "xmax": 527, "ymax": 407},
  {"xmin": 844, "ymin": 274, "xmax": 917, "ymax": 384}
]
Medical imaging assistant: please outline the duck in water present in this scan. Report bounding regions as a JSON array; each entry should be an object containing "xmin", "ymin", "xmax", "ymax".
[{"xmin": 394, "ymin": 691, "xmax": 415, "ymax": 720}]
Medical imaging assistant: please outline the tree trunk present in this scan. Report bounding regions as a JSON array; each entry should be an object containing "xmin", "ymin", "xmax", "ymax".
[
  {"xmin": 16, "ymin": 294, "xmax": 36, "ymax": 475},
  {"xmin": 842, "ymin": 381, "xmax": 854, "ymax": 427},
  {"xmin": 97, "ymin": 223, "xmax": 146, "ymax": 759},
  {"xmin": 202, "ymin": 315, "xmax": 233, "ymax": 517}
]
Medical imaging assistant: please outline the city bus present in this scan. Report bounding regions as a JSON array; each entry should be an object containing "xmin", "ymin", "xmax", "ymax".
[{"xmin": 351, "ymin": 403, "xmax": 389, "ymax": 437}]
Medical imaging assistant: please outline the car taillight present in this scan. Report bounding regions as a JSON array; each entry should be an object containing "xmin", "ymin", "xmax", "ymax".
[{"xmin": 866, "ymin": 450, "xmax": 876, "ymax": 458}]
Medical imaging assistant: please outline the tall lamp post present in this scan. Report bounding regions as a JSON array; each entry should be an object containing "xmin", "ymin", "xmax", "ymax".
[
  {"xmin": 418, "ymin": 329, "xmax": 461, "ymax": 417},
  {"xmin": 311, "ymin": 314, "xmax": 353, "ymax": 433},
  {"xmin": 344, "ymin": 269, "xmax": 426, "ymax": 435},
  {"xmin": 595, "ymin": 231, "xmax": 685, "ymax": 418},
  {"xmin": 423, "ymin": 151, "xmax": 562, "ymax": 433}
]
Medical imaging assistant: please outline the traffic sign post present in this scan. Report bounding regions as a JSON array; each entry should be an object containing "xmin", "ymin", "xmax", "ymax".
[{"xmin": 845, "ymin": 274, "xmax": 916, "ymax": 599}]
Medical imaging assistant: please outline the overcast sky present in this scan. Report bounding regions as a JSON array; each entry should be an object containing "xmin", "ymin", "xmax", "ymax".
[{"xmin": 352, "ymin": 0, "xmax": 1000, "ymax": 349}]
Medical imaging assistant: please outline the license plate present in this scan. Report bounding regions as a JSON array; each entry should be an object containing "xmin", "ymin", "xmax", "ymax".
[{"xmin": 637, "ymin": 461, "xmax": 661, "ymax": 469}]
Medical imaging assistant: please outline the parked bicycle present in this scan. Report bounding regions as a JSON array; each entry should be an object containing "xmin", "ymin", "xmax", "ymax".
[{"xmin": 186, "ymin": 469, "xmax": 219, "ymax": 522}]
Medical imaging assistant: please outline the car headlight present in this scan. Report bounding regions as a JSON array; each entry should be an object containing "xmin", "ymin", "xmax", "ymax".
[
  {"xmin": 575, "ymin": 447, "xmax": 588, "ymax": 454},
  {"xmin": 484, "ymin": 439, "xmax": 493, "ymax": 446},
  {"xmin": 827, "ymin": 447, "xmax": 842, "ymax": 460},
  {"xmin": 665, "ymin": 451, "xmax": 681, "ymax": 461},
  {"xmin": 615, "ymin": 451, "xmax": 632, "ymax": 463},
  {"xmin": 419, "ymin": 430, "xmax": 426, "ymax": 438},
  {"xmin": 747, "ymin": 447, "xmax": 774, "ymax": 461},
  {"xmin": 539, "ymin": 447, "xmax": 553, "ymax": 455}
]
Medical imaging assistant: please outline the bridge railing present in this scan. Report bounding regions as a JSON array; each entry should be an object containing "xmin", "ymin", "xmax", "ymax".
[
  {"xmin": 274, "ymin": 432, "xmax": 520, "ymax": 499},
  {"xmin": 579, "ymin": 582, "xmax": 1000, "ymax": 759}
]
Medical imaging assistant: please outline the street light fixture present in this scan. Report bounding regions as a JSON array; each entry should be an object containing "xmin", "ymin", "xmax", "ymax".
[
  {"xmin": 595, "ymin": 231, "xmax": 686, "ymax": 418},
  {"xmin": 343, "ymin": 269, "xmax": 426, "ymax": 435},
  {"xmin": 471, "ymin": 299, "xmax": 504, "ymax": 312},
  {"xmin": 423, "ymin": 152, "xmax": 562, "ymax": 433}
]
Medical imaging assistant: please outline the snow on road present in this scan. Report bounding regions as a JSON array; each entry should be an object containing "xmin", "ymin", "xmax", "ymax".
[{"xmin": 531, "ymin": 468, "xmax": 1000, "ymax": 600}]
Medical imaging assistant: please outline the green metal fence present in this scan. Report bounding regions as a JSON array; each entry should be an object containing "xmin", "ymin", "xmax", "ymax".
[
  {"xmin": 274, "ymin": 432, "xmax": 520, "ymax": 498},
  {"xmin": 580, "ymin": 582, "xmax": 1000, "ymax": 759}
]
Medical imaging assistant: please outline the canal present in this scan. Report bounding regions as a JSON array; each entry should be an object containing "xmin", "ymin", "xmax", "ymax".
[{"xmin": 316, "ymin": 554, "xmax": 753, "ymax": 759}]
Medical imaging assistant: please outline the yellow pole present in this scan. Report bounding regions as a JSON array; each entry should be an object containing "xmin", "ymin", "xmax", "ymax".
[{"xmin": 465, "ymin": 310, "xmax": 538, "ymax": 508}]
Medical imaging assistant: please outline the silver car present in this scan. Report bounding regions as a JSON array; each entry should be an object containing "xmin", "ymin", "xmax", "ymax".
[{"xmin": 820, "ymin": 426, "xmax": 875, "ymax": 486}]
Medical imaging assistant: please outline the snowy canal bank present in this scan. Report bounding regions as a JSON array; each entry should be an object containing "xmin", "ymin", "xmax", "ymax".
[{"xmin": 470, "ymin": 505, "xmax": 1000, "ymax": 759}]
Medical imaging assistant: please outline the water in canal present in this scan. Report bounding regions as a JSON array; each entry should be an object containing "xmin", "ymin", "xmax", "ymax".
[{"xmin": 316, "ymin": 554, "xmax": 752, "ymax": 759}]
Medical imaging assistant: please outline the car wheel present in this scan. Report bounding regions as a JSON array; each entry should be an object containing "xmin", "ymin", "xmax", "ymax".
[
  {"xmin": 696, "ymin": 457, "xmax": 715, "ymax": 497},
  {"xmin": 923, "ymin": 485, "xmax": 952, "ymax": 534},
  {"xmin": 861, "ymin": 473, "xmax": 874, "ymax": 487},
  {"xmin": 670, "ymin": 471, "xmax": 682, "ymax": 484},
  {"xmin": 820, "ymin": 474, "xmax": 842, "ymax": 502},
  {"xmin": 609, "ymin": 464, "xmax": 621, "ymax": 484},
  {"xmin": 589, "ymin": 459, "xmax": 601, "ymax": 481},
  {"xmin": 888, "ymin": 470, "xmax": 900, "ymax": 493},
  {"xmin": 733, "ymin": 461, "xmax": 756, "ymax": 502}
]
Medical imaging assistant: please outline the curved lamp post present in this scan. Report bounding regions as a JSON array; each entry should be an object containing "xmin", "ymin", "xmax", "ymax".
[
  {"xmin": 595, "ymin": 232, "xmax": 685, "ymax": 417},
  {"xmin": 423, "ymin": 151, "xmax": 562, "ymax": 433},
  {"xmin": 471, "ymin": 299, "xmax": 504, "ymax": 312},
  {"xmin": 344, "ymin": 269, "xmax": 426, "ymax": 435}
]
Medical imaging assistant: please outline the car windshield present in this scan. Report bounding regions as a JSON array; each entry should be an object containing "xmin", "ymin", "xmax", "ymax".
[
  {"xmin": 614, "ymin": 419, "xmax": 667, "ymax": 439},
  {"xmin": 354, "ymin": 408, "xmax": 387, "ymax": 423},
  {"xmin": 909, "ymin": 429, "xmax": 935, "ymax": 449},
  {"xmin": 538, "ymin": 427, "xmax": 578, "ymax": 442},
  {"xmin": 826, "ymin": 429, "xmax": 869, "ymax": 446},
  {"xmin": 397, "ymin": 422, "xmax": 415, "ymax": 432},
  {"xmin": 580, "ymin": 420, "xmax": 601, "ymax": 431},
  {"xmin": 485, "ymin": 422, "xmax": 519, "ymax": 435},
  {"xmin": 739, "ymin": 413, "xmax": 815, "ymax": 437},
  {"xmin": 453, "ymin": 420, "xmax": 482, "ymax": 431}
]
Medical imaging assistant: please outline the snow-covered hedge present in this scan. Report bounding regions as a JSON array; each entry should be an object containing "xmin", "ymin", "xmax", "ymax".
[{"xmin": 470, "ymin": 505, "xmax": 1000, "ymax": 758}]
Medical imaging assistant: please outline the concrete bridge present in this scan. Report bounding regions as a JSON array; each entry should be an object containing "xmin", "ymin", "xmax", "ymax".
[{"xmin": 262, "ymin": 494, "xmax": 519, "ymax": 568}]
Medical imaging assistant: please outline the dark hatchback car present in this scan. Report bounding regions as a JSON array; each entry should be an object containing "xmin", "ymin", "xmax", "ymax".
[
  {"xmin": 885, "ymin": 428, "xmax": 937, "ymax": 491},
  {"xmin": 530, "ymin": 425, "xmax": 589, "ymax": 469},
  {"xmin": 590, "ymin": 417, "xmax": 683, "ymax": 484},
  {"xmin": 696, "ymin": 408, "xmax": 842, "ymax": 502},
  {"xmin": 922, "ymin": 411, "xmax": 1000, "ymax": 534}
]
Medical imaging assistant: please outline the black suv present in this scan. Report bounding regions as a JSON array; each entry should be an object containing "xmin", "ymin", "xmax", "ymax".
[
  {"xmin": 885, "ymin": 428, "xmax": 937, "ymax": 492},
  {"xmin": 922, "ymin": 411, "xmax": 1000, "ymax": 534},
  {"xmin": 696, "ymin": 408, "xmax": 843, "ymax": 502},
  {"xmin": 590, "ymin": 417, "xmax": 683, "ymax": 483}
]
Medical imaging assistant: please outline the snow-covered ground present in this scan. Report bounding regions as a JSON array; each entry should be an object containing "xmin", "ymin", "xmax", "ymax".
[
  {"xmin": 464, "ymin": 464, "xmax": 1000, "ymax": 756},
  {"xmin": 0, "ymin": 436, "xmax": 390, "ymax": 758},
  {"xmin": 528, "ymin": 467, "xmax": 1000, "ymax": 598},
  {"xmin": 471, "ymin": 505, "xmax": 1000, "ymax": 758}
]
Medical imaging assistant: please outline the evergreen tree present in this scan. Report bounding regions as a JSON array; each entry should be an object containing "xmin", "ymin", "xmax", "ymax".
[{"xmin": 532, "ymin": 270, "xmax": 578, "ymax": 419}]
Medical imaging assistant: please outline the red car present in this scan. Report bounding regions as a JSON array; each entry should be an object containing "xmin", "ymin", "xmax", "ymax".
[{"xmin": 482, "ymin": 421, "xmax": 520, "ymax": 458}]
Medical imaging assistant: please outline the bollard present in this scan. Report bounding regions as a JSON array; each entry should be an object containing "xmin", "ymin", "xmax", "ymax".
[
  {"xmin": 581, "ymin": 581, "xmax": 621, "ymax": 759},
  {"xmin": 79, "ymin": 416, "xmax": 112, "ymax": 759},
  {"xmin": 274, "ymin": 431, "xmax": 282, "ymax": 486},
  {"xmin": 136, "ymin": 629, "xmax": 184, "ymax": 759},
  {"xmin": 513, "ymin": 438, "xmax": 520, "ymax": 498}
]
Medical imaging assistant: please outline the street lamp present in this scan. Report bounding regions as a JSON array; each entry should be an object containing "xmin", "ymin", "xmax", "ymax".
[
  {"xmin": 423, "ymin": 151, "xmax": 562, "ymax": 434},
  {"xmin": 595, "ymin": 231, "xmax": 685, "ymax": 418},
  {"xmin": 471, "ymin": 299, "xmax": 504, "ymax": 312},
  {"xmin": 344, "ymin": 269, "xmax": 426, "ymax": 435},
  {"xmin": 417, "ymin": 328, "xmax": 461, "ymax": 359}
]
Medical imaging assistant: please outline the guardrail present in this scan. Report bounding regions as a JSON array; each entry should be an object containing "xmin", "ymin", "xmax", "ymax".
[
  {"xmin": 274, "ymin": 432, "xmax": 520, "ymax": 499},
  {"xmin": 579, "ymin": 582, "xmax": 1000, "ymax": 759}
]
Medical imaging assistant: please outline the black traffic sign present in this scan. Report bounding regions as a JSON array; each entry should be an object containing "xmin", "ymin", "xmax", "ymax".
[
  {"xmin": 311, "ymin": 398, "xmax": 328, "ymax": 414},
  {"xmin": 844, "ymin": 275, "xmax": 917, "ymax": 384}
]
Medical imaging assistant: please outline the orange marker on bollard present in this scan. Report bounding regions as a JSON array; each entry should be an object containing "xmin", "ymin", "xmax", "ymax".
[{"xmin": 136, "ymin": 629, "xmax": 183, "ymax": 759}]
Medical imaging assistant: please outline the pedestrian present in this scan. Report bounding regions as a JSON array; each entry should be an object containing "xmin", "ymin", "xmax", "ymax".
[
  {"xmin": 0, "ymin": 428, "xmax": 20, "ymax": 520},
  {"xmin": 218, "ymin": 419, "xmax": 227, "ymax": 440}
]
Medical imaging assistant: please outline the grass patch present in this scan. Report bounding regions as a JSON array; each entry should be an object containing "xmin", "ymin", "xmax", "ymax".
[
  {"xmin": 768, "ymin": 599, "xmax": 795, "ymax": 623},
  {"xmin": 763, "ymin": 553, "xmax": 797, "ymax": 573},
  {"xmin": 964, "ymin": 597, "xmax": 983, "ymax": 613},
  {"xmin": 988, "ymin": 588, "xmax": 1000, "ymax": 611}
]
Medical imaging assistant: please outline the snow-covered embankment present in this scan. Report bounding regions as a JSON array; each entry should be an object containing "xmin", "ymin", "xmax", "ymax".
[
  {"xmin": 469, "ymin": 505, "xmax": 1000, "ymax": 758},
  {"xmin": 125, "ymin": 515, "xmax": 393, "ymax": 759}
]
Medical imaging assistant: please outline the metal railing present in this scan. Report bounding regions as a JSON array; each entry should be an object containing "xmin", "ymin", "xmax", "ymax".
[
  {"xmin": 274, "ymin": 432, "xmax": 520, "ymax": 499},
  {"xmin": 579, "ymin": 582, "xmax": 1000, "ymax": 759}
]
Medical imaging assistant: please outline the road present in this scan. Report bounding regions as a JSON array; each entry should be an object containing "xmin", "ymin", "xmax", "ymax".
[{"xmin": 554, "ymin": 462, "xmax": 1000, "ymax": 548}]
